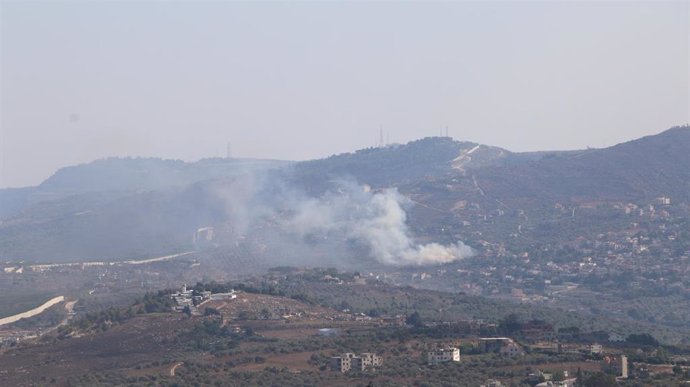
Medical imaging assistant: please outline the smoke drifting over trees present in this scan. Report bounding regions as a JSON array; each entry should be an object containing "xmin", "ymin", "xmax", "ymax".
[{"xmin": 213, "ymin": 174, "xmax": 474, "ymax": 266}]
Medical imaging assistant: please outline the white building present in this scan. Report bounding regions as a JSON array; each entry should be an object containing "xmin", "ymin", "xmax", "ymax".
[
  {"xmin": 317, "ymin": 328, "xmax": 339, "ymax": 337},
  {"xmin": 427, "ymin": 347, "xmax": 460, "ymax": 365},
  {"xmin": 535, "ymin": 380, "xmax": 576, "ymax": 387},
  {"xmin": 656, "ymin": 196, "xmax": 671, "ymax": 205},
  {"xmin": 590, "ymin": 343, "xmax": 603, "ymax": 355},
  {"xmin": 620, "ymin": 355, "xmax": 628, "ymax": 378}
]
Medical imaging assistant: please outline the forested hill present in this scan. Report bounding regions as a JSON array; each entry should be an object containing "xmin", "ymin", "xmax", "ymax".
[
  {"xmin": 0, "ymin": 157, "xmax": 289, "ymax": 218},
  {"xmin": 472, "ymin": 126, "xmax": 690, "ymax": 204},
  {"xmin": 1, "ymin": 126, "xmax": 688, "ymax": 263}
]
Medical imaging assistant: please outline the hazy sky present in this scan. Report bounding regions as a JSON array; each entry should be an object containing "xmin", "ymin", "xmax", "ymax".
[{"xmin": 1, "ymin": 1, "xmax": 689, "ymax": 188}]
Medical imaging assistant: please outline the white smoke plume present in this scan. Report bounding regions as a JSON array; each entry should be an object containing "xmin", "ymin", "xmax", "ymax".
[
  {"xmin": 287, "ymin": 182, "xmax": 474, "ymax": 265},
  {"xmin": 209, "ymin": 170, "xmax": 474, "ymax": 266}
]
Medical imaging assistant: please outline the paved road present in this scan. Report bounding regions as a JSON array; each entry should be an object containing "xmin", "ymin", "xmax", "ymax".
[
  {"xmin": 0, "ymin": 296, "xmax": 65, "ymax": 326},
  {"xmin": 170, "ymin": 362, "xmax": 184, "ymax": 376}
]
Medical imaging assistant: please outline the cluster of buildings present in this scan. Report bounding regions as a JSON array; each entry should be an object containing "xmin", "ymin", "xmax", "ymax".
[
  {"xmin": 385, "ymin": 197, "xmax": 690, "ymax": 334},
  {"xmin": 418, "ymin": 338, "xmax": 529, "ymax": 367},
  {"xmin": 170, "ymin": 284, "xmax": 236, "ymax": 314},
  {"xmin": 425, "ymin": 338, "xmax": 526, "ymax": 366},
  {"xmin": 399, "ymin": 194, "xmax": 689, "ymax": 297},
  {"xmin": 330, "ymin": 352, "xmax": 382, "ymax": 373}
]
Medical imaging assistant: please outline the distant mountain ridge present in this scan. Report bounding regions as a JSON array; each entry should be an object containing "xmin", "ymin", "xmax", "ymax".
[
  {"xmin": 0, "ymin": 157, "xmax": 290, "ymax": 218},
  {"xmin": 1, "ymin": 125, "xmax": 688, "ymax": 263},
  {"xmin": 472, "ymin": 126, "xmax": 690, "ymax": 204},
  {"xmin": 39, "ymin": 157, "xmax": 290, "ymax": 192}
]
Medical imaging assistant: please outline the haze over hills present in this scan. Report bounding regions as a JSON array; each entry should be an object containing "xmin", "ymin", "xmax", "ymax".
[
  {"xmin": 0, "ymin": 126, "xmax": 688, "ymax": 264},
  {"xmin": 3, "ymin": 2, "xmax": 688, "ymax": 384},
  {"xmin": 473, "ymin": 126, "xmax": 690, "ymax": 204},
  {"xmin": 3, "ymin": 126, "xmax": 690, "ymax": 385},
  {"xmin": 0, "ymin": 158, "xmax": 290, "ymax": 218}
]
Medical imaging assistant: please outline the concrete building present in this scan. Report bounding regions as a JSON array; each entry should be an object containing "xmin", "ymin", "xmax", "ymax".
[
  {"xmin": 500, "ymin": 340, "xmax": 525, "ymax": 357},
  {"xmin": 330, "ymin": 353, "xmax": 355, "ymax": 373},
  {"xmin": 427, "ymin": 347, "xmax": 460, "ymax": 365},
  {"xmin": 330, "ymin": 352, "xmax": 382, "ymax": 373},
  {"xmin": 479, "ymin": 337, "xmax": 524, "ymax": 357},
  {"xmin": 590, "ymin": 343, "xmax": 603, "ymax": 355},
  {"xmin": 535, "ymin": 379, "xmax": 576, "ymax": 387},
  {"xmin": 353, "ymin": 353, "xmax": 383, "ymax": 370},
  {"xmin": 520, "ymin": 321, "xmax": 555, "ymax": 342}
]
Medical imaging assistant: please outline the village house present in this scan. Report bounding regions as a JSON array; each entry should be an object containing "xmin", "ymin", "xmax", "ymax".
[
  {"xmin": 479, "ymin": 337, "xmax": 525, "ymax": 357},
  {"xmin": 427, "ymin": 347, "xmax": 460, "ymax": 365},
  {"xmin": 519, "ymin": 320, "xmax": 555, "ymax": 342},
  {"xmin": 330, "ymin": 353, "xmax": 355, "ymax": 373},
  {"xmin": 589, "ymin": 343, "xmax": 603, "ymax": 355},
  {"xmin": 500, "ymin": 340, "xmax": 525, "ymax": 357},
  {"xmin": 330, "ymin": 352, "xmax": 382, "ymax": 373},
  {"xmin": 170, "ymin": 284, "xmax": 236, "ymax": 314}
]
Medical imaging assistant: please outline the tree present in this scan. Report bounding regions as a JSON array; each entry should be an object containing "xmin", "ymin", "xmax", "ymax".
[
  {"xmin": 339, "ymin": 301, "xmax": 352, "ymax": 311},
  {"xmin": 237, "ymin": 310, "xmax": 256, "ymax": 320},
  {"xmin": 558, "ymin": 326, "xmax": 580, "ymax": 337},
  {"xmin": 582, "ymin": 372, "xmax": 616, "ymax": 387},
  {"xmin": 498, "ymin": 313, "xmax": 521, "ymax": 335},
  {"xmin": 626, "ymin": 333, "xmax": 659, "ymax": 346},
  {"xmin": 406, "ymin": 311, "xmax": 424, "ymax": 328}
]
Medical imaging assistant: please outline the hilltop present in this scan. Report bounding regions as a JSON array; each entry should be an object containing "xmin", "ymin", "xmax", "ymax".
[
  {"xmin": 472, "ymin": 126, "xmax": 690, "ymax": 204},
  {"xmin": 1, "ymin": 126, "xmax": 688, "ymax": 264},
  {"xmin": 0, "ymin": 157, "xmax": 289, "ymax": 218}
]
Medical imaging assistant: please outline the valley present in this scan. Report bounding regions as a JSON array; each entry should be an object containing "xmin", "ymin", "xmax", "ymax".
[{"xmin": 1, "ymin": 127, "xmax": 690, "ymax": 386}]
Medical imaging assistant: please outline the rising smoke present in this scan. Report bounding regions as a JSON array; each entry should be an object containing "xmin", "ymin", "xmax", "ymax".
[
  {"xmin": 212, "ymin": 172, "xmax": 474, "ymax": 266},
  {"xmin": 289, "ymin": 183, "xmax": 473, "ymax": 265},
  {"xmin": 287, "ymin": 182, "xmax": 473, "ymax": 265}
]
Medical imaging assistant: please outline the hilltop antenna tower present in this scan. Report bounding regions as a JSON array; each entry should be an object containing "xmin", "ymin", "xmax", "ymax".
[
  {"xmin": 379, "ymin": 127, "xmax": 384, "ymax": 148},
  {"xmin": 226, "ymin": 142, "xmax": 232, "ymax": 159}
]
